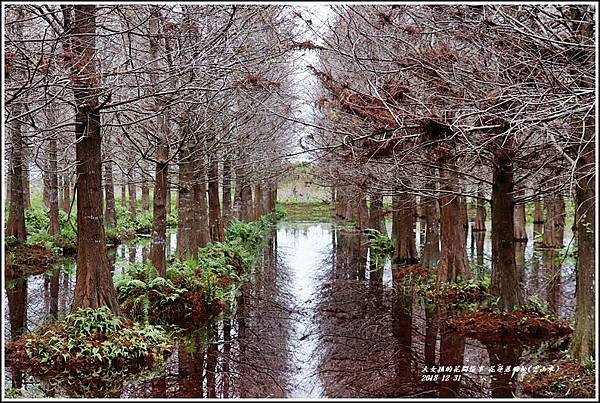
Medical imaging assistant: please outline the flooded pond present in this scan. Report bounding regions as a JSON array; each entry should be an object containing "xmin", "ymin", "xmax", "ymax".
[{"xmin": 4, "ymin": 221, "xmax": 575, "ymax": 398}]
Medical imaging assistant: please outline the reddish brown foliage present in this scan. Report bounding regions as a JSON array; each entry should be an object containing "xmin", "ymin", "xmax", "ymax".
[
  {"xmin": 393, "ymin": 264, "xmax": 434, "ymax": 283},
  {"xmin": 308, "ymin": 65, "xmax": 399, "ymax": 128},
  {"xmin": 522, "ymin": 360, "xmax": 594, "ymax": 398},
  {"xmin": 5, "ymin": 50, "xmax": 16, "ymax": 72},
  {"xmin": 5, "ymin": 244, "xmax": 56, "ymax": 278},
  {"xmin": 446, "ymin": 309, "xmax": 572, "ymax": 344}
]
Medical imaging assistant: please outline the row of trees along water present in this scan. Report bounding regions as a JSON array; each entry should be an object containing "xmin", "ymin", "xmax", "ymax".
[
  {"xmin": 300, "ymin": 4, "xmax": 595, "ymax": 366},
  {"xmin": 3, "ymin": 3, "xmax": 595, "ymax": 377},
  {"xmin": 5, "ymin": 6, "xmax": 300, "ymax": 325}
]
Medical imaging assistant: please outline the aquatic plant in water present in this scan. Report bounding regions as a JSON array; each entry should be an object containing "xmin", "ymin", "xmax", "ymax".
[
  {"xmin": 5, "ymin": 307, "xmax": 172, "ymax": 394},
  {"xmin": 115, "ymin": 209, "xmax": 286, "ymax": 327}
]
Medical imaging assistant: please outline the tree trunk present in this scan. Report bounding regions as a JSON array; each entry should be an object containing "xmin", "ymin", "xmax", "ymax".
[
  {"xmin": 473, "ymin": 187, "xmax": 486, "ymax": 232},
  {"xmin": 21, "ymin": 146, "xmax": 31, "ymax": 209},
  {"xmin": 543, "ymin": 195, "xmax": 565, "ymax": 248},
  {"xmin": 7, "ymin": 102, "xmax": 27, "ymax": 241},
  {"xmin": 177, "ymin": 145, "xmax": 196, "ymax": 259},
  {"xmin": 120, "ymin": 183, "xmax": 126, "ymax": 208},
  {"xmin": 208, "ymin": 155, "xmax": 224, "ymax": 242},
  {"xmin": 128, "ymin": 155, "xmax": 137, "ymax": 220},
  {"xmin": 222, "ymin": 157, "xmax": 232, "ymax": 226},
  {"xmin": 437, "ymin": 166, "xmax": 469, "ymax": 284},
  {"xmin": 543, "ymin": 248, "xmax": 561, "ymax": 314},
  {"xmin": 368, "ymin": 190, "xmax": 385, "ymax": 233},
  {"xmin": 150, "ymin": 142, "xmax": 168, "ymax": 276},
  {"xmin": 47, "ymin": 135, "xmax": 60, "ymax": 236},
  {"xmin": 392, "ymin": 193, "xmax": 418, "ymax": 265},
  {"xmin": 67, "ymin": 5, "xmax": 119, "ymax": 313},
  {"xmin": 192, "ymin": 160, "xmax": 210, "ymax": 249},
  {"xmin": 254, "ymin": 183, "xmax": 264, "ymax": 220},
  {"xmin": 43, "ymin": 172, "xmax": 52, "ymax": 208},
  {"xmin": 569, "ymin": 118, "xmax": 595, "ymax": 364},
  {"xmin": 148, "ymin": 8, "xmax": 169, "ymax": 275},
  {"xmin": 62, "ymin": 174, "xmax": 72, "ymax": 212},
  {"xmin": 533, "ymin": 197, "xmax": 543, "ymax": 244},
  {"xmin": 422, "ymin": 193, "xmax": 441, "ymax": 269},
  {"xmin": 166, "ymin": 183, "xmax": 171, "ymax": 216},
  {"xmin": 268, "ymin": 182, "xmax": 278, "ymax": 212},
  {"xmin": 104, "ymin": 161, "xmax": 116, "ymax": 228},
  {"xmin": 514, "ymin": 202, "xmax": 528, "ymax": 241},
  {"xmin": 141, "ymin": 162, "xmax": 150, "ymax": 212},
  {"xmin": 490, "ymin": 151, "xmax": 522, "ymax": 311}
]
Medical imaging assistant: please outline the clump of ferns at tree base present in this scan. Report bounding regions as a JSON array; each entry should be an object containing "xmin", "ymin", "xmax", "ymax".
[
  {"xmin": 115, "ymin": 208, "xmax": 286, "ymax": 327},
  {"xmin": 5, "ymin": 307, "xmax": 171, "ymax": 383},
  {"xmin": 5, "ymin": 209, "xmax": 286, "ymax": 387}
]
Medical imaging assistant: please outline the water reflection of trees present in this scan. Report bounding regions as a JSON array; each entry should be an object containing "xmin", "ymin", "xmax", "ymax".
[
  {"xmin": 4, "ymin": 223, "xmax": 578, "ymax": 398},
  {"xmin": 315, "ymin": 227, "xmax": 434, "ymax": 397},
  {"xmin": 121, "ymin": 229, "xmax": 293, "ymax": 398}
]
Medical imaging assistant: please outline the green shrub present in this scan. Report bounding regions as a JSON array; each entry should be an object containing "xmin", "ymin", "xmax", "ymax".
[
  {"xmin": 134, "ymin": 211, "xmax": 153, "ymax": 234},
  {"xmin": 363, "ymin": 228, "xmax": 394, "ymax": 265},
  {"xmin": 167, "ymin": 209, "xmax": 178, "ymax": 227},
  {"xmin": 5, "ymin": 307, "xmax": 171, "ymax": 388},
  {"xmin": 115, "ymin": 209, "xmax": 285, "ymax": 327}
]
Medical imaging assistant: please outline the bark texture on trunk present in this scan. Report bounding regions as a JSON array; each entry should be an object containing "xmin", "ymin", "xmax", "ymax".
[
  {"xmin": 490, "ymin": 150, "xmax": 522, "ymax": 311},
  {"xmin": 514, "ymin": 201, "xmax": 528, "ymax": 241},
  {"xmin": 473, "ymin": 187, "xmax": 486, "ymax": 232},
  {"xmin": 222, "ymin": 158, "xmax": 232, "ymax": 226},
  {"xmin": 192, "ymin": 160, "xmax": 210, "ymax": 250},
  {"xmin": 569, "ymin": 116, "xmax": 595, "ymax": 364},
  {"xmin": 176, "ymin": 155, "xmax": 193, "ymax": 259},
  {"xmin": 392, "ymin": 193, "xmax": 418, "ymax": 265},
  {"xmin": 7, "ymin": 102, "xmax": 27, "ymax": 241},
  {"xmin": 62, "ymin": 174, "xmax": 72, "ymax": 212},
  {"xmin": 543, "ymin": 195, "xmax": 565, "ymax": 248},
  {"xmin": 208, "ymin": 155, "xmax": 224, "ymax": 242},
  {"xmin": 104, "ymin": 161, "xmax": 116, "ymax": 228},
  {"xmin": 436, "ymin": 166, "xmax": 469, "ymax": 284},
  {"xmin": 66, "ymin": 5, "xmax": 119, "ymax": 313},
  {"xmin": 148, "ymin": 8, "xmax": 169, "ymax": 275},
  {"xmin": 128, "ymin": 156, "xmax": 137, "ymax": 220},
  {"xmin": 7, "ymin": 12, "xmax": 27, "ymax": 238},
  {"xmin": 253, "ymin": 183, "xmax": 263, "ymax": 220},
  {"xmin": 368, "ymin": 190, "xmax": 385, "ymax": 233},
  {"xmin": 47, "ymin": 135, "xmax": 60, "ymax": 236},
  {"xmin": 150, "ymin": 145, "xmax": 168, "ymax": 275},
  {"xmin": 22, "ymin": 146, "xmax": 31, "ymax": 209},
  {"xmin": 141, "ymin": 162, "xmax": 150, "ymax": 212},
  {"xmin": 422, "ymin": 193, "xmax": 441, "ymax": 269}
]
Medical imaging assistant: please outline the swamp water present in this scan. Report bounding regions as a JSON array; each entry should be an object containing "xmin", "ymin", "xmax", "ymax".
[{"xmin": 4, "ymin": 221, "xmax": 575, "ymax": 398}]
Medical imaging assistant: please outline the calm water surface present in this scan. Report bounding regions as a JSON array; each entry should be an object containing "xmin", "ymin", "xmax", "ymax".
[{"xmin": 4, "ymin": 221, "xmax": 575, "ymax": 398}]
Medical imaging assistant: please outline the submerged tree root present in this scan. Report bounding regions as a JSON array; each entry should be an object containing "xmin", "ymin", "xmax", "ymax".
[
  {"xmin": 446, "ymin": 309, "xmax": 572, "ymax": 344},
  {"xmin": 522, "ymin": 360, "xmax": 594, "ymax": 398}
]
